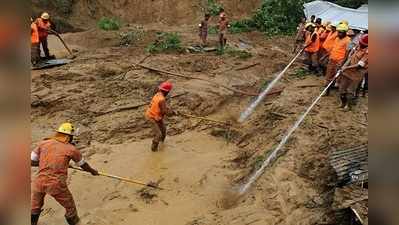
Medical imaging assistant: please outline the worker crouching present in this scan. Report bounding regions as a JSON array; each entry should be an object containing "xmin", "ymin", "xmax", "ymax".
[
  {"xmin": 31, "ymin": 123, "xmax": 99, "ymax": 225},
  {"xmin": 146, "ymin": 82, "xmax": 173, "ymax": 152},
  {"xmin": 339, "ymin": 34, "xmax": 368, "ymax": 111}
]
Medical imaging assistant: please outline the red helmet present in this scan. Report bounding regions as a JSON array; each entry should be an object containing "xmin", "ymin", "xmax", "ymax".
[
  {"xmin": 159, "ymin": 81, "xmax": 173, "ymax": 92},
  {"xmin": 359, "ymin": 34, "xmax": 368, "ymax": 46}
]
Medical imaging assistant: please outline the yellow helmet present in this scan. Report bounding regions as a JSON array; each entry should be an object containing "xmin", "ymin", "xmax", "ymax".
[
  {"xmin": 57, "ymin": 123, "xmax": 75, "ymax": 136},
  {"xmin": 41, "ymin": 12, "xmax": 50, "ymax": 20},
  {"xmin": 339, "ymin": 20, "xmax": 349, "ymax": 26},
  {"xmin": 305, "ymin": 22, "xmax": 316, "ymax": 29},
  {"xmin": 336, "ymin": 23, "xmax": 349, "ymax": 32}
]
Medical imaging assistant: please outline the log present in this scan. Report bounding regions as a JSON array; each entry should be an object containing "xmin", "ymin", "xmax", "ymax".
[{"xmin": 235, "ymin": 62, "xmax": 260, "ymax": 71}]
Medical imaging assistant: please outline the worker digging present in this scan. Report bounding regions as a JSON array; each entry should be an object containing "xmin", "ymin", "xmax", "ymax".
[
  {"xmin": 145, "ymin": 81, "xmax": 173, "ymax": 152},
  {"xmin": 30, "ymin": 1, "xmax": 368, "ymax": 224},
  {"xmin": 31, "ymin": 123, "xmax": 99, "ymax": 225}
]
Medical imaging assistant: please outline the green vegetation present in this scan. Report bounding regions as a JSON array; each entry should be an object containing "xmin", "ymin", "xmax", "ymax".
[
  {"xmin": 207, "ymin": 0, "xmax": 224, "ymax": 16},
  {"xmin": 293, "ymin": 68, "xmax": 312, "ymax": 78},
  {"xmin": 217, "ymin": 46, "xmax": 252, "ymax": 59},
  {"xmin": 333, "ymin": 0, "xmax": 368, "ymax": 8},
  {"xmin": 98, "ymin": 17, "xmax": 121, "ymax": 31},
  {"xmin": 146, "ymin": 32, "xmax": 183, "ymax": 53},
  {"xmin": 228, "ymin": 19, "xmax": 256, "ymax": 34},
  {"xmin": 252, "ymin": 0, "xmax": 307, "ymax": 36},
  {"xmin": 208, "ymin": 25, "xmax": 219, "ymax": 35}
]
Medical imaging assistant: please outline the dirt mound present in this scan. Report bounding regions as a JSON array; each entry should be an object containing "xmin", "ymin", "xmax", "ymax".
[{"xmin": 33, "ymin": 0, "xmax": 262, "ymax": 29}]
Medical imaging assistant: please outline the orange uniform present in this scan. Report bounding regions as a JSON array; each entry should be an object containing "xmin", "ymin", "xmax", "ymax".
[
  {"xmin": 35, "ymin": 18, "xmax": 51, "ymax": 40},
  {"xmin": 322, "ymin": 31, "xmax": 338, "ymax": 53},
  {"xmin": 329, "ymin": 36, "xmax": 351, "ymax": 63},
  {"xmin": 146, "ymin": 92, "xmax": 166, "ymax": 121},
  {"xmin": 31, "ymin": 22, "xmax": 39, "ymax": 44},
  {"xmin": 305, "ymin": 31, "xmax": 320, "ymax": 53},
  {"xmin": 31, "ymin": 138, "xmax": 84, "ymax": 218}
]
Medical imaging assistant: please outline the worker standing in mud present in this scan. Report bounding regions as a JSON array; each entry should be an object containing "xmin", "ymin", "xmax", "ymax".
[
  {"xmin": 31, "ymin": 18, "xmax": 40, "ymax": 65},
  {"xmin": 35, "ymin": 12, "xmax": 54, "ymax": 59},
  {"xmin": 146, "ymin": 82, "xmax": 173, "ymax": 152},
  {"xmin": 218, "ymin": 9, "xmax": 229, "ymax": 49},
  {"xmin": 31, "ymin": 123, "xmax": 99, "ymax": 225},
  {"xmin": 323, "ymin": 23, "xmax": 351, "ymax": 96},
  {"xmin": 338, "ymin": 34, "xmax": 368, "ymax": 111},
  {"xmin": 303, "ymin": 23, "xmax": 321, "ymax": 74},
  {"xmin": 199, "ymin": 13, "xmax": 211, "ymax": 47}
]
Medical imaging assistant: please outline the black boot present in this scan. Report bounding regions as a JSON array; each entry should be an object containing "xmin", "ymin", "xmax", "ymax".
[
  {"xmin": 340, "ymin": 94, "xmax": 347, "ymax": 108},
  {"xmin": 151, "ymin": 141, "xmax": 159, "ymax": 152},
  {"xmin": 66, "ymin": 215, "xmax": 80, "ymax": 225},
  {"xmin": 31, "ymin": 213, "xmax": 40, "ymax": 225}
]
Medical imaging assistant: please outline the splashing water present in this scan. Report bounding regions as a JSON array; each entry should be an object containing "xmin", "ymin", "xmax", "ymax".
[
  {"xmin": 239, "ymin": 70, "xmax": 342, "ymax": 194},
  {"xmin": 238, "ymin": 50, "xmax": 304, "ymax": 123}
]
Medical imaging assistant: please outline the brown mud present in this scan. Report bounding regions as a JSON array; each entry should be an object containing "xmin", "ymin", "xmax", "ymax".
[{"xmin": 31, "ymin": 3, "xmax": 367, "ymax": 224}]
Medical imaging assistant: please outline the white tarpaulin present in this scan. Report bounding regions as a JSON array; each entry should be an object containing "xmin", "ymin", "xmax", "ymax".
[{"xmin": 304, "ymin": 1, "xmax": 368, "ymax": 30}]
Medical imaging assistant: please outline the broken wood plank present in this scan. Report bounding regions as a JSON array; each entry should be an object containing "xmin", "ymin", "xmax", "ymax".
[
  {"xmin": 179, "ymin": 113, "xmax": 232, "ymax": 126},
  {"xmin": 270, "ymin": 112, "xmax": 288, "ymax": 118},
  {"xmin": 235, "ymin": 62, "xmax": 260, "ymax": 71},
  {"xmin": 139, "ymin": 64, "xmax": 261, "ymax": 96}
]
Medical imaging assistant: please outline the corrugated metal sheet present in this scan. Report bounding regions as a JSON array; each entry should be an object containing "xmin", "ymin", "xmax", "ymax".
[{"xmin": 329, "ymin": 144, "xmax": 368, "ymax": 185}]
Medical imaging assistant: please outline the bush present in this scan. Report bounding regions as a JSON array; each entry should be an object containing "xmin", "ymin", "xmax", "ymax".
[
  {"xmin": 229, "ymin": 19, "xmax": 256, "ymax": 34},
  {"xmin": 208, "ymin": 25, "xmax": 218, "ymax": 35},
  {"xmin": 217, "ymin": 46, "xmax": 252, "ymax": 59},
  {"xmin": 207, "ymin": 0, "xmax": 223, "ymax": 16},
  {"xmin": 146, "ymin": 32, "xmax": 183, "ymax": 53},
  {"xmin": 98, "ymin": 17, "xmax": 121, "ymax": 31},
  {"xmin": 252, "ymin": 0, "xmax": 307, "ymax": 36}
]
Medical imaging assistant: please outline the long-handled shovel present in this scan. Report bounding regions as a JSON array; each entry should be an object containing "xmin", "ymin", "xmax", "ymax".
[
  {"xmin": 49, "ymin": 29, "xmax": 76, "ymax": 59},
  {"xmin": 70, "ymin": 167, "xmax": 165, "ymax": 190}
]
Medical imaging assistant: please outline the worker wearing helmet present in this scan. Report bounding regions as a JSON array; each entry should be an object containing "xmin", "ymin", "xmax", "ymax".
[
  {"xmin": 31, "ymin": 123, "xmax": 99, "ymax": 225},
  {"xmin": 31, "ymin": 17, "xmax": 40, "ymax": 65},
  {"xmin": 146, "ymin": 82, "xmax": 173, "ymax": 152},
  {"xmin": 338, "ymin": 34, "xmax": 368, "ymax": 111},
  {"xmin": 303, "ymin": 23, "xmax": 321, "ymax": 74},
  {"xmin": 35, "ymin": 12, "xmax": 54, "ymax": 59},
  {"xmin": 324, "ymin": 23, "xmax": 351, "ymax": 96}
]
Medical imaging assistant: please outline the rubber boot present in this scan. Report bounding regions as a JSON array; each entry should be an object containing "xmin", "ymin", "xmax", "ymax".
[
  {"xmin": 343, "ymin": 94, "xmax": 354, "ymax": 112},
  {"xmin": 66, "ymin": 215, "xmax": 80, "ymax": 225},
  {"xmin": 340, "ymin": 94, "xmax": 347, "ymax": 108},
  {"xmin": 151, "ymin": 141, "xmax": 159, "ymax": 152},
  {"xmin": 31, "ymin": 213, "xmax": 40, "ymax": 225}
]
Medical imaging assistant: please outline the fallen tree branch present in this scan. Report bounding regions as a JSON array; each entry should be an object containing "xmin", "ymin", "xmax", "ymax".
[
  {"xmin": 235, "ymin": 62, "xmax": 260, "ymax": 71},
  {"xmin": 139, "ymin": 64, "xmax": 264, "ymax": 96},
  {"xmin": 179, "ymin": 113, "xmax": 232, "ymax": 126}
]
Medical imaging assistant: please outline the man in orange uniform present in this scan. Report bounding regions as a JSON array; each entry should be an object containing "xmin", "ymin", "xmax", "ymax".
[
  {"xmin": 31, "ymin": 18, "xmax": 40, "ymax": 65},
  {"xmin": 31, "ymin": 123, "xmax": 99, "ymax": 225},
  {"xmin": 35, "ymin": 12, "xmax": 54, "ymax": 59},
  {"xmin": 303, "ymin": 23, "xmax": 321, "ymax": 74},
  {"xmin": 146, "ymin": 82, "xmax": 173, "ymax": 152},
  {"xmin": 339, "ymin": 34, "xmax": 368, "ymax": 111},
  {"xmin": 324, "ymin": 23, "xmax": 351, "ymax": 95}
]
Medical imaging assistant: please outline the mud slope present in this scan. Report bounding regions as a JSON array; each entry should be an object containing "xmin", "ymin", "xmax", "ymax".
[{"xmin": 33, "ymin": 0, "xmax": 261, "ymax": 28}]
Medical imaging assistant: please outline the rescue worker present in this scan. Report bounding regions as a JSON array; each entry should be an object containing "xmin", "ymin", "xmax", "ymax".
[
  {"xmin": 324, "ymin": 23, "xmax": 351, "ymax": 96},
  {"xmin": 145, "ymin": 82, "xmax": 173, "ymax": 152},
  {"xmin": 319, "ymin": 23, "xmax": 337, "ymax": 72},
  {"xmin": 293, "ymin": 17, "xmax": 306, "ymax": 53},
  {"xmin": 35, "ymin": 12, "xmax": 54, "ymax": 59},
  {"xmin": 218, "ymin": 9, "xmax": 229, "ymax": 49},
  {"xmin": 303, "ymin": 23, "xmax": 321, "ymax": 74},
  {"xmin": 339, "ymin": 34, "xmax": 368, "ymax": 111},
  {"xmin": 31, "ymin": 18, "xmax": 40, "ymax": 65},
  {"xmin": 309, "ymin": 15, "xmax": 316, "ymax": 23},
  {"xmin": 315, "ymin": 18, "xmax": 325, "ymax": 35},
  {"xmin": 198, "ymin": 13, "xmax": 211, "ymax": 47},
  {"xmin": 31, "ymin": 123, "xmax": 99, "ymax": 225}
]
